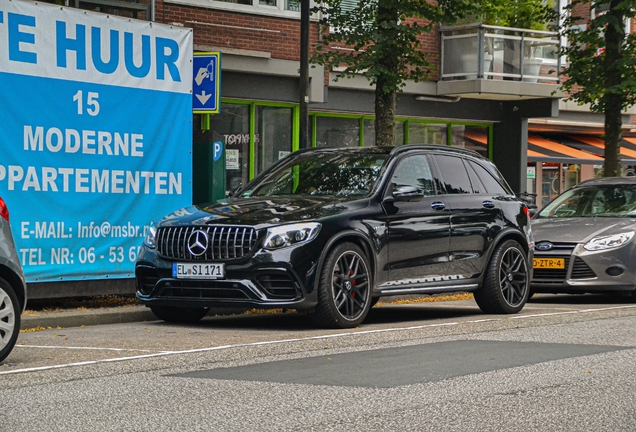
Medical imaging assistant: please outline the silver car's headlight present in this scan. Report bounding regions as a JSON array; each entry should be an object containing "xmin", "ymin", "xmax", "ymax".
[
  {"xmin": 583, "ymin": 231, "xmax": 634, "ymax": 251},
  {"xmin": 263, "ymin": 222, "xmax": 321, "ymax": 250},
  {"xmin": 144, "ymin": 224, "xmax": 157, "ymax": 249}
]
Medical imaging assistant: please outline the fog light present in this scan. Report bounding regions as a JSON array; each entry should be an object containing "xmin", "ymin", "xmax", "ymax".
[{"xmin": 606, "ymin": 266, "xmax": 624, "ymax": 277}]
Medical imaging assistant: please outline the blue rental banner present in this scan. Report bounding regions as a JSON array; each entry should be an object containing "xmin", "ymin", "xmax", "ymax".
[{"xmin": 0, "ymin": 0, "xmax": 193, "ymax": 282}]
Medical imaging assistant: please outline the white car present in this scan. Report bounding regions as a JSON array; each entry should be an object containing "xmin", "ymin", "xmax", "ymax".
[{"xmin": 0, "ymin": 197, "xmax": 27, "ymax": 363}]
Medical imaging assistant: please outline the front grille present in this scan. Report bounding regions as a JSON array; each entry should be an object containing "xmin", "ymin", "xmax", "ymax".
[
  {"xmin": 157, "ymin": 226, "xmax": 258, "ymax": 261},
  {"xmin": 158, "ymin": 280, "xmax": 252, "ymax": 300},
  {"xmin": 257, "ymin": 273, "xmax": 299, "ymax": 300},
  {"xmin": 136, "ymin": 267, "xmax": 160, "ymax": 295},
  {"xmin": 532, "ymin": 256, "xmax": 570, "ymax": 282},
  {"xmin": 571, "ymin": 257, "xmax": 596, "ymax": 279}
]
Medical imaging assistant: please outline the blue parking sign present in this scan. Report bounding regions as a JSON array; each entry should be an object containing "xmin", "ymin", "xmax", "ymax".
[
  {"xmin": 213, "ymin": 141, "xmax": 223, "ymax": 161},
  {"xmin": 193, "ymin": 53, "xmax": 222, "ymax": 114}
]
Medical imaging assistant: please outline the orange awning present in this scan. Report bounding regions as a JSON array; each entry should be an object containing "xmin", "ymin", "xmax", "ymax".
[
  {"xmin": 571, "ymin": 135, "xmax": 636, "ymax": 159},
  {"xmin": 463, "ymin": 131, "xmax": 614, "ymax": 163},
  {"xmin": 527, "ymin": 135, "xmax": 603, "ymax": 161}
]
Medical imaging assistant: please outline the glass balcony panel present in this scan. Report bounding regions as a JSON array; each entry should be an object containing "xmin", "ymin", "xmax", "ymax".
[{"xmin": 441, "ymin": 24, "xmax": 560, "ymax": 83}]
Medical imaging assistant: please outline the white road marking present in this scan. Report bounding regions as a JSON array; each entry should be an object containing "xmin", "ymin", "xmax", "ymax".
[
  {"xmin": 15, "ymin": 345, "xmax": 159, "ymax": 353},
  {"xmin": 511, "ymin": 311, "xmax": 579, "ymax": 319},
  {"xmin": 3, "ymin": 304, "xmax": 636, "ymax": 376}
]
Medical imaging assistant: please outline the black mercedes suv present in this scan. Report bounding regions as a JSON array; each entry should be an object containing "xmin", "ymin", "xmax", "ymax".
[{"xmin": 136, "ymin": 145, "xmax": 533, "ymax": 328}]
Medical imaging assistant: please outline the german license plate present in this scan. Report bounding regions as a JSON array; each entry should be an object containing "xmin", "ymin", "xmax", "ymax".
[
  {"xmin": 533, "ymin": 258, "xmax": 565, "ymax": 269},
  {"xmin": 172, "ymin": 263, "xmax": 225, "ymax": 279}
]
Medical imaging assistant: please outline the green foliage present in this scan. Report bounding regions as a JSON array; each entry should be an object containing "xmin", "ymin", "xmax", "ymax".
[
  {"xmin": 466, "ymin": 0, "xmax": 557, "ymax": 30},
  {"xmin": 560, "ymin": 0, "xmax": 636, "ymax": 113},
  {"xmin": 311, "ymin": 0, "xmax": 474, "ymax": 95}
]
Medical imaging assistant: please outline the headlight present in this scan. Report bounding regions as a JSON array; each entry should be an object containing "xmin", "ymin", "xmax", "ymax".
[
  {"xmin": 263, "ymin": 222, "xmax": 321, "ymax": 250},
  {"xmin": 584, "ymin": 231, "xmax": 634, "ymax": 251},
  {"xmin": 144, "ymin": 224, "xmax": 157, "ymax": 249}
]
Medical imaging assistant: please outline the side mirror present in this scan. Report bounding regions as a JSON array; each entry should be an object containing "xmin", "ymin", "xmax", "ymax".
[{"xmin": 392, "ymin": 186, "xmax": 424, "ymax": 202}]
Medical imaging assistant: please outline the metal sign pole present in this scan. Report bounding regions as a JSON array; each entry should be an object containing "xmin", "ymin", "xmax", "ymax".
[{"xmin": 299, "ymin": 0, "xmax": 310, "ymax": 149}]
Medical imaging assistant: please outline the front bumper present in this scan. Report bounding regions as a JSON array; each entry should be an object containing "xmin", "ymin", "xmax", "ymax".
[
  {"xmin": 135, "ymin": 243, "xmax": 321, "ymax": 310},
  {"xmin": 530, "ymin": 242, "xmax": 636, "ymax": 293}
]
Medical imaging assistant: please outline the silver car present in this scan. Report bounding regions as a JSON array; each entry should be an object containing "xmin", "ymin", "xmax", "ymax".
[
  {"xmin": 0, "ymin": 197, "xmax": 27, "ymax": 362},
  {"xmin": 531, "ymin": 177, "xmax": 636, "ymax": 296}
]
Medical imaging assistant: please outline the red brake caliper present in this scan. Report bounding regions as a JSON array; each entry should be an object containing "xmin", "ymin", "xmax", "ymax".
[{"xmin": 350, "ymin": 270, "xmax": 356, "ymax": 297}]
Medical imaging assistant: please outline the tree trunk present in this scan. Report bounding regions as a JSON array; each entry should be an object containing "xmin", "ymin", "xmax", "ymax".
[
  {"xmin": 375, "ymin": 80, "xmax": 397, "ymax": 147},
  {"xmin": 374, "ymin": 1, "xmax": 398, "ymax": 147},
  {"xmin": 603, "ymin": 0, "xmax": 624, "ymax": 177}
]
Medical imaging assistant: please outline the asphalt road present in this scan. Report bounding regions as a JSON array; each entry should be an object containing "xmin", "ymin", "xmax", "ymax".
[{"xmin": 2, "ymin": 294, "xmax": 636, "ymax": 431}]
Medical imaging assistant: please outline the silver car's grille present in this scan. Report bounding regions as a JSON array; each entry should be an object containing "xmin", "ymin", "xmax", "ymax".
[
  {"xmin": 535, "ymin": 242, "xmax": 576, "ymax": 254},
  {"xmin": 571, "ymin": 257, "xmax": 596, "ymax": 279},
  {"xmin": 157, "ymin": 226, "xmax": 258, "ymax": 261},
  {"xmin": 533, "ymin": 243, "xmax": 576, "ymax": 283},
  {"xmin": 533, "ymin": 256, "xmax": 570, "ymax": 281}
]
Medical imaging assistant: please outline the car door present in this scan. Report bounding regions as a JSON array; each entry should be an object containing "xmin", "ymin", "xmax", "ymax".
[
  {"xmin": 432, "ymin": 154, "xmax": 503, "ymax": 280},
  {"xmin": 382, "ymin": 153, "xmax": 451, "ymax": 287}
]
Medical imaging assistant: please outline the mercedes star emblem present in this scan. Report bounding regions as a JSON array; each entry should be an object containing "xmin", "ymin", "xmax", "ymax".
[{"xmin": 187, "ymin": 230, "xmax": 209, "ymax": 256}]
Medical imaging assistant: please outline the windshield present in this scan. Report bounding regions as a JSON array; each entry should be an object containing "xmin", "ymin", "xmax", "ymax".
[
  {"xmin": 243, "ymin": 152, "xmax": 389, "ymax": 198},
  {"xmin": 537, "ymin": 184, "xmax": 636, "ymax": 218}
]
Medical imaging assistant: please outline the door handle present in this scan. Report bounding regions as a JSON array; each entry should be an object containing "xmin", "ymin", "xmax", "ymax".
[
  {"xmin": 482, "ymin": 201, "xmax": 495, "ymax": 209},
  {"xmin": 431, "ymin": 202, "xmax": 445, "ymax": 210}
]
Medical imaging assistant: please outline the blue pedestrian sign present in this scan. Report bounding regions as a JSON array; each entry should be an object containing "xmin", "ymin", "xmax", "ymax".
[{"xmin": 193, "ymin": 52, "xmax": 221, "ymax": 114}]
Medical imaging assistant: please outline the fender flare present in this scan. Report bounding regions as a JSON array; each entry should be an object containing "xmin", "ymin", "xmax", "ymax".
[{"xmin": 312, "ymin": 229, "xmax": 377, "ymax": 293}]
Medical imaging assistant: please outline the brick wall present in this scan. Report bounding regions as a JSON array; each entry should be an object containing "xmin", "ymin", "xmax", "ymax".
[
  {"xmin": 155, "ymin": 1, "xmax": 441, "ymax": 82},
  {"xmin": 156, "ymin": 2, "xmax": 320, "ymax": 61}
]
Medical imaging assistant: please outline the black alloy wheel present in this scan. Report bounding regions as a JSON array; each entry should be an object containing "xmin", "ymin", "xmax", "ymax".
[
  {"xmin": 0, "ymin": 277, "xmax": 20, "ymax": 363},
  {"xmin": 312, "ymin": 242, "xmax": 372, "ymax": 328},
  {"xmin": 474, "ymin": 239, "xmax": 529, "ymax": 314},
  {"xmin": 149, "ymin": 305, "xmax": 209, "ymax": 324}
]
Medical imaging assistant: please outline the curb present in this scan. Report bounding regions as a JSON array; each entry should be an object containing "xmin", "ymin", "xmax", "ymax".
[
  {"xmin": 21, "ymin": 306, "xmax": 156, "ymax": 330},
  {"xmin": 19, "ymin": 294, "xmax": 474, "ymax": 330}
]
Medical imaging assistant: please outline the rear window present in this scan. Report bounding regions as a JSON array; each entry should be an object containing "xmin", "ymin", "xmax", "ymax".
[
  {"xmin": 435, "ymin": 155, "xmax": 472, "ymax": 194},
  {"xmin": 467, "ymin": 160, "xmax": 508, "ymax": 195}
]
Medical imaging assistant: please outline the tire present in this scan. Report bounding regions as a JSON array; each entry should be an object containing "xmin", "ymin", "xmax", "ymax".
[
  {"xmin": 0, "ymin": 277, "xmax": 21, "ymax": 363},
  {"xmin": 311, "ymin": 242, "xmax": 372, "ymax": 328},
  {"xmin": 370, "ymin": 297, "xmax": 381, "ymax": 308},
  {"xmin": 149, "ymin": 305, "xmax": 209, "ymax": 324},
  {"xmin": 474, "ymin": 240, "xmax": 529, "ymax": 314}
]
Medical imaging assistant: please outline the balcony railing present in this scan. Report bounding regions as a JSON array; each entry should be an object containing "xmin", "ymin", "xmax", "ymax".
[
  {"xmin": 69, "ymin": 0, "xmax": 152, "ymax": 21},
  {"xmin": 440, "ymin": 23, "xmax": 560, "ymax": 83}
]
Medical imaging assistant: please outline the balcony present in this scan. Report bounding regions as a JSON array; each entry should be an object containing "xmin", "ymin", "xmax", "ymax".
[
  {"xmin": 439, "ymin": 23, "xmax": 561, "ymax": 101},
  {"xmin": 71, "ymin": 0, "xmax": 151, "ymax": 20}
]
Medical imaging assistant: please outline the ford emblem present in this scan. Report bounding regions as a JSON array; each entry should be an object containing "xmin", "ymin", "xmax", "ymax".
[{"xmin": 536, "ymin": 242, "xmax": 553, "ymax": 251}]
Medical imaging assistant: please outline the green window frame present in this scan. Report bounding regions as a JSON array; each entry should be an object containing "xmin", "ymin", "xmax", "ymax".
[{"xmin": 204, "ymin": 99, "xmax": 494, "ymax": 182}]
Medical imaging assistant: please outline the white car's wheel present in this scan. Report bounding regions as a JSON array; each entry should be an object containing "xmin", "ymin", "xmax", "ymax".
[{"xmin": 0, "ymin": 277, "xmax": 20, "ymax": 363}]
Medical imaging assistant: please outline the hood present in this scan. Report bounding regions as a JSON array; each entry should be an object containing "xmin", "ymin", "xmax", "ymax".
[
  {"xmin": 157, "ymin": 196, "xmax": 366, "ymax": 228},
  {"xmin": 532, "ymin": 217, "xmax": 636, "ymax": 244}
]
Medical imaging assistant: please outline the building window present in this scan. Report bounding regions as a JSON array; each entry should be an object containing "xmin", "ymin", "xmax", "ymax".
[
  {"xmin": 209, "ymin": 103, "xmax": 252, "ymax": 192},
  {"xmin": 364, "ymin": 120, "xmax": 405, "ymax": 146},
  {"xmin": 316, "ymin": 116, "xmax": 361, "ymax": 147},
  {"xmin": 451, "ymin": 125, "xmax": 489, "ymax": 158},
  {"xmin": 255, "ymin": 106, "xmax": 294, "ymax": 176},
  {"xmin": 285, "ymin": 0, "xmax": 300, "ymax": 11},
  {"xmin": 198, "ymin": 0, "xmax": 305, "ymax": 16},
  {"xmin": 216, "ymin": 0, "xmax": 252, "ymax": 4},
  {"xmin": 408, "ymin": 122, "xmax": 447, "ymax": 145}
]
